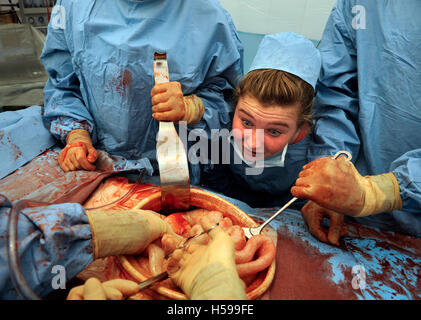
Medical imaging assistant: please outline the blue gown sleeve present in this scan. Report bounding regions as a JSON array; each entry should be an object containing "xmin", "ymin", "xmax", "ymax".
[
  {"xmin": 189, "ymin": 13, "xmax": 244, "ymax": 132},
  {"xmin": 0, "ymin": 197, "xmax": 93, "ymax": 299},
  {"xmin": 307, "ymin": 2, "xmax": 361, "ymax": 162},
  {"xmin": 185, "ymin": 10, "xmax": 243, "ymax": 186},
  {"xmin": 40, "ymin": 2, "xmax": 96, "ymax": 145},
  {"xmin": 390, "ymin": 149, "xmax": 421, "ymax": 213}
]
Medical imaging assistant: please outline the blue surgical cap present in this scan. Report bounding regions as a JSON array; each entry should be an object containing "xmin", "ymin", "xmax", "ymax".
[{"xmin": 249, "ymin": 32, "xmax": 321, "ymax": 89}]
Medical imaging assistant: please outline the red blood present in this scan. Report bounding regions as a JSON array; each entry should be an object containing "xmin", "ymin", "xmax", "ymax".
[
  {"xmin": 164, "ymin": 212, "xmax": 191, "ymax": 237},
  {"xmin": 269, "ymin": 225, "xmax": 358, "ymax": 300},
  {"xmin": 115, "ymin": 69, "xmax": 132, "ymax": 96}
]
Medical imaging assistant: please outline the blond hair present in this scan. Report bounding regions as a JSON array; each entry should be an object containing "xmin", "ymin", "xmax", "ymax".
[{"xmin": 233, "ymin": 69, "xmax": 314, "ymax": 128}]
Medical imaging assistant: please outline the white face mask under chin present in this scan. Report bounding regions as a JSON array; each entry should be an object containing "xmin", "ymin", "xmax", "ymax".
[{"xmin": 230, "ymin": 137, "xmax": 288, "ymax": 168}]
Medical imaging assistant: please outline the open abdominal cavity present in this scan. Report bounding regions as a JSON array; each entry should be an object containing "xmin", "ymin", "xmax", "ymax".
[{"xmin": 80, "ymin": 176, "xmax": 277, "ymax": 299}]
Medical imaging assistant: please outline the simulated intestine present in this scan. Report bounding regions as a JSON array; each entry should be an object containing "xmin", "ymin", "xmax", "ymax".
[
  {"xmin": 144, "ymin": 208, "xmax": 276, "ymax": 286},
  {"xmin": 81, "ymin": 176, "xmax": 276, "ymax": 298}
]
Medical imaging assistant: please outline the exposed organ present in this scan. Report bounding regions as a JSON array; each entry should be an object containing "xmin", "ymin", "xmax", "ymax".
[{"xmin": 81, "ymin": 176, "xmax": 276, "ymax": 296}]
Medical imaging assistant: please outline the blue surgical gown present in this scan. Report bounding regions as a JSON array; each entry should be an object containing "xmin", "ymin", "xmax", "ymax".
[
  {"xmin": 308, "ymin": 0, "xmax": 421, "ymax": 237},
  {"xmin": 0, "ymin": 197, "xmax": 92, "ymax": 299},
  {"xmin": 41, "ymin": 0, "xmax": 243, "ymax": 167}
]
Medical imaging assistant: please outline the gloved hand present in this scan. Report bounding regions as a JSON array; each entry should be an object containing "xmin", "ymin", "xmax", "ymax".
[
  {"xmin": 58, "ymin": 129, "xmax": 98, "ymax": 172},
  {"xmin": 301, "ymin": 201, "xmax": 348, "ymax": 246},
  {"xmin": 151, "ymin": 81, "xmax": 205, "ymax": 124},
  {"xmin": 291, "ymin": 157, "xmax": 402, "ymax": 217},
  {"xmin": 86, "ymin": 209, "xmax": 181, "ymax": 259},
  {"xmin": 67, "ymin": 278, "xmax": 139, "ymax": 300},
  {"xmin": 167, "ymin": 216, "xmax": 246, "ymax": 300}
]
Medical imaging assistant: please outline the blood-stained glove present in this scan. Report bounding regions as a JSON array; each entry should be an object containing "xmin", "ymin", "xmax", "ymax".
[
  {"xmin": 167, "ymin": 216, "xmax": 246, "ymax": 300},
  {"xmin": 67, "ymin": 278, "xmax": 140, "ymax": 300},
  {"xmin": 58, "ymin": 129, "xmax": 98, "ymax": 172},
  {"xmin": 86, "ymin": 209, "xmax": 179, "ymax": 259},
  {"xmin": 301, "ymin": 201, "xmax": 348, "ymax": 246},
  {"xmin": 151, "ymin": 81, "xmax": 205, "ymax": 124},
  {"xmin": 291, "ymin": 157, "xmax": 402, "ymax": 217}
]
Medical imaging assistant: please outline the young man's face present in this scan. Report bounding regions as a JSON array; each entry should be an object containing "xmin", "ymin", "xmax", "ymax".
[{"xmin": 232, "ymin": 95, "xmax": 301, "ymax": 162}]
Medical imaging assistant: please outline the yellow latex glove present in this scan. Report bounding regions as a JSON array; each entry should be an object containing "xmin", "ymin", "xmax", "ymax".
[
  {"xmin": 151, "ymin": 81, "xmax": 204, "ymax": 124},
  {"xmin": 67, "ymin": 278, "xmax": 139, "ymax": 300},
  {"xmin": 86, "ymin": 209, "xmax": 181, "ymax": 259},
  {"xmin": 167, "ymin": 216, "xmax": 246, "ymax": 300},
  {"xmin": 291, "ymin": 157, "xmax": 402, "ymax": 217},
  {"xmin": 58, "ymin": 129, "xmax": 98, "ymax": 172},
  {"xmin": 301, "ymin": 201, "xmax": 348, "ymax": 246}
]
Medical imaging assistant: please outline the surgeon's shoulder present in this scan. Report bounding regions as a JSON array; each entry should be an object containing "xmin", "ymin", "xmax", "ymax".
[
  {"xmin": 325, "ymin": 0, "xmax": 359, "ymax": 42},
  {"xmin": 189, "ymin": 0, "xmax": 232, "ymax": 20},
  {"xmin": 331, "ymin": 0, "xmax": 360, "ymax": 25},
  {"xmin": 189, "ymin": 0, "xmax": 241, "ymax": 45}
]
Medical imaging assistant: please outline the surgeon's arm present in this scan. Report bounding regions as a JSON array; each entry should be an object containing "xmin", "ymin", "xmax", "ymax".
[
  {"xmin": 41, "ymin": 4, "xmax": 99, "ymax": 172},
  {"xmin": 307, "ymin": 1, "xmax": 361, "ymax": 162},
  {"xmin": 41, "ymin": 1, "xmax": 96, "ymax": 146},
  {"xmin": 296, "ymin": 143, "xmax": 421, "ymax": 219},
  {"xmin": 292, "ymin": 150, "xmax": 421, "ymax": 242},
  {"xmin": 0, "ymin": 200, "xmax": 93, "ymax": 299},
  {"xmin": 187, "ymin": 21, "xmax": 243, "ymax": 186},
  {"xmin": 292, "ymin": 157, "xmax": 403, "ymax": 217},
  {"xmin": 0, "ymin": 197, "xmax": 176, "ymax": 299},
  {"xmin": 390, "ymin": 149, "xmax": 421, "ymax": 216},
  {"xmin": 296, "ymin": 3, "xmax": 362, "ymax": 244},
  {"xmin": 151, "ymin": 24, "xmax": 243, "ymax": 132},
  {"xmin": 185, "ymin": 13, "xmax": 244, "ymax": 134},
  {"xmin": 191, "ymin": 47, "xmax": 244, "ymax": 134}
]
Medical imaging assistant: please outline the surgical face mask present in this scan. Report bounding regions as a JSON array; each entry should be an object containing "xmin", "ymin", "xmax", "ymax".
[{"xmin": 230, "ymin": 136, "xmax": 288, "ymax": 168}]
